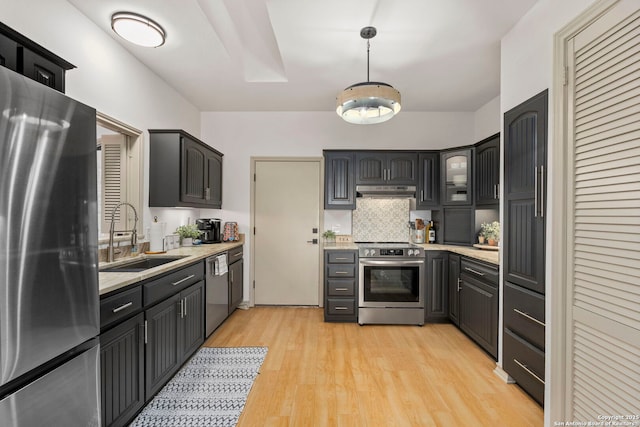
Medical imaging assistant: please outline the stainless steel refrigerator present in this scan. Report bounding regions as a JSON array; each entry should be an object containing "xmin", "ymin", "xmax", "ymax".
[{"xmin": 0, "ymin": 66, "xmax": 100, "ymax": 425}]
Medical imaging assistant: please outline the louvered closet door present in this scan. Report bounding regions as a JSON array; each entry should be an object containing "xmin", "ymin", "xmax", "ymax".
[
  {"xmin": 100, "ymin": 134, "xmax": 127, "ymax": 232},
  {"xmin": 566, "ymin": 0, "xmax": 640, "ymax": 419}
]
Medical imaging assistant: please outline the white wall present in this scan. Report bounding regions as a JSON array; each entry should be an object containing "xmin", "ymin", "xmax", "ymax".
[
  {"xmin": 500, "ymin": 0, "xmax": 597, "ymax": 425},
  {"xmin": 473, "ymin": 95, "xmax": 501, "ymax": 141},
  {"xmin": 1, "ymin": 0, "xmax": 202, "ymax": 233},
  {"xmin": 200, "ymin": 110, "xmax": 476, "ymax": 302}
]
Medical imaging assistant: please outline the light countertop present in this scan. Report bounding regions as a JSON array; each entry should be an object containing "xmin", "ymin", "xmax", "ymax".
[
  {"xmin": 99, "ymin": 238, "xmax": 244, "ymax": 296},
  {"xmin": 323, "ymin": 241, "xmax": 499, "ymax": 265}
]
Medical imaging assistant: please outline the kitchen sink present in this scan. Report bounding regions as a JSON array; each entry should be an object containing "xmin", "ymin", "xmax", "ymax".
[{"xmin": 100, "ymin": 256, "xmax": 189, "ymax": 272}]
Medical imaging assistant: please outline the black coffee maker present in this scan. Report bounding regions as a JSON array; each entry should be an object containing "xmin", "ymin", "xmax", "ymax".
[{"xmin": 196, "ymin": 218, "xmax": 221, "ymax": 243}]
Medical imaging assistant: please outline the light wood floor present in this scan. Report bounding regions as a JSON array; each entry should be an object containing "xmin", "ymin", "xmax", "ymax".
[{"xmin": 204, "ymin": 307, "xmax": 543, "ymax": 426}]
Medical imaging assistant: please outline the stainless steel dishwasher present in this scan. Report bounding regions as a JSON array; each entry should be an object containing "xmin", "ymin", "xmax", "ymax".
[{"xmin": 205, "ymin": 252, "xmax": 228, "ymax": 337}]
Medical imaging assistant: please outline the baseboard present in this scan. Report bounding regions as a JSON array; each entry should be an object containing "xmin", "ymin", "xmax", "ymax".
[{"xmin": 494, "ymin": 363, "xmax": 515, "ymax": 383}]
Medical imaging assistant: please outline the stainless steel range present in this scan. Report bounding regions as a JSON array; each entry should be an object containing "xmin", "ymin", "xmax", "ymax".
[{"xmin": 357, "ymin": 243, "xmax": 425, "ymax": 325}]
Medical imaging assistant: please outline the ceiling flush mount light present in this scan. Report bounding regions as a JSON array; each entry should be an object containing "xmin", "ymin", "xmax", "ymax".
[
  {"xmin": 111, "ymin": 12, "xmax": 166, "ymax": 48},
  {"xmin": 336, "ymin": 26, "xmax": 401, "ymax": 125}
]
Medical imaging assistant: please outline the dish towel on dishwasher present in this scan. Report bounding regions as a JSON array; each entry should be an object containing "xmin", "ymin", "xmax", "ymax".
[{"xmin": 215, "ymin": 254, "xmax": 228, "ymax": 275}]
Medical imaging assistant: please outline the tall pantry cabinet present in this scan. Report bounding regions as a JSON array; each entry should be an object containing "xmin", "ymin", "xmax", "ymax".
[{"xmin": 502, "ymin": 90, "xmax": 548, "ymax": 405}]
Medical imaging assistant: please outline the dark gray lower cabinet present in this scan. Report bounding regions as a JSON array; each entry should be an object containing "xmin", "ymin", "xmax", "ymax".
[
  {"xmin": 324, "ymin": 250, "xmax": 358, "ymax": 322},
  {"xmin": 145, "ymin": 293, "xmax": 181, "ymax": 398},
  {"xmin": 100, "ymin": 313, "xmax": 145, "ymax": 427},
  {"xmin": 228, "ymin": 246, "xmax": 244, "ymax": 314},
  {"xmin": 425, "ymin": 251, "xmax": 448, "ymax": 322},
  {"xmin": 459, "ymin": 258, "xmax": 498, "ymax": 359},
  {"xmin": 447, "ymin": 254, "xmax": 461, "ymax": 326},
  {"xmin": 145, "ymin": 281, "xmax": 204, "ymax": 398}
]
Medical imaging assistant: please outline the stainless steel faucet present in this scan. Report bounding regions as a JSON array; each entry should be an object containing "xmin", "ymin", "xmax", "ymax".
[{"xmin": 108, "ymin": 202, "xmax": 138, "ymax": 262}]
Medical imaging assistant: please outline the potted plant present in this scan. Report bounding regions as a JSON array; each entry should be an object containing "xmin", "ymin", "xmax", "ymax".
[
  {"xmin": 176, "ymin": 224, "xmax": 201, "ymax": 246},
  {"xmin": 479, "ymin": 221, "xmax": 500, "ymax": 246},
  {"xmin": 322, "ymin": 230, "xmax": 336, "ymax": 244}
]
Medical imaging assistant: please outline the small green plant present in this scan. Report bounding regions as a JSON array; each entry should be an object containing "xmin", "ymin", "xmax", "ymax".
[
  {"xmin": 176, "ymin": 224, "xmax": 201, "ymax": 239},
  {"xmin": 479, "ymin": 221, "xmax": 500, "ymax": 240},
  {"xmin": 322, "ymin": 230, "xmax": 336, "ymax": 239}
]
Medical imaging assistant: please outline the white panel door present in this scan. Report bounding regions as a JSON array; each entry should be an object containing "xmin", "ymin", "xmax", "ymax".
[{"xmin": 254, "ymin": 159, "xmax": 321, "ymax": 305}]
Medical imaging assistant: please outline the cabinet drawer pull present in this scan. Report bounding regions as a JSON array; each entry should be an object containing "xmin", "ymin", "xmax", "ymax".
[
  {"xmin": 335, "ymin": 257, "xmax": 350, "ymax": 260},
  {"xmin": 513, "ymin": 358, "xmax": 545, "ymax": 385},
  {"xmin": 232, "ymin": 252, "xmax": 243, "ymax": 258},
  {"xmin": 334, "ymin": 306, "xmax": 349, "ymax": 310},
  {"xmin": 112, "ymin": 302, "xmax": 133, "ymax": 313},
  {"xmin": 464, "ymin": 267, "xmax": 485, "ymax": 276},
  {"xmin": 334, "ymin": 271, "xmax": 349, "ymax": 275},
  {"xmin": 513, "ymin": 308, "xmax": 545, "ymax": 327},
  {"xmin": 172, "ymin": 274, "xmax": 195, "ymax": 286},
  {"xmin": 334, "ymin": 287, "xmax": 349, "ymax": 291}
]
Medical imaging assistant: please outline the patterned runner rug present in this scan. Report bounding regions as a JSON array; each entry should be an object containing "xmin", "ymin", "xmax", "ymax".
[{"xmin": 130, "ymin": 346, "xmax": 268, "ymax": 427}]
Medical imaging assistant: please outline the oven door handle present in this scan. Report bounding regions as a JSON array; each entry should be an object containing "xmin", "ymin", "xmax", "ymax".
[{"xmin": 359, "ymin": 259, "xmax": 424, "ymax": 267}]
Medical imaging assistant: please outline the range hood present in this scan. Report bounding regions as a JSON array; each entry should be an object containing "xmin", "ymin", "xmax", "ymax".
[{"xmin": 356, "ymin": 185, "xmax": 416, "ymax": 198}]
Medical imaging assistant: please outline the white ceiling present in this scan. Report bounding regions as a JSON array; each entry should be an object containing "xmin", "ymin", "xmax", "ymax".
[{"xmin": 68, "ymin": 0, "xmax": 538, "ymax": 113}]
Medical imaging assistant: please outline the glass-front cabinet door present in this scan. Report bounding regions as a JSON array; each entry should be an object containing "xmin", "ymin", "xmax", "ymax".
[{"xmin": 441, "ymin": 149, "xmax": 472, "ymax": 204}]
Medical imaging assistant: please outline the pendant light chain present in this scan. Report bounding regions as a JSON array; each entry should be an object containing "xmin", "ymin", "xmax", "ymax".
[{"xmin": 366, "ymin": 39, "xmax": 370, "ymax": 83}]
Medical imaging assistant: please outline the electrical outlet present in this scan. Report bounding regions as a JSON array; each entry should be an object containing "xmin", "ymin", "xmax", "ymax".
[{"xmin": 335, "ymin": 235, "xmax": 352, "ymax": 243}]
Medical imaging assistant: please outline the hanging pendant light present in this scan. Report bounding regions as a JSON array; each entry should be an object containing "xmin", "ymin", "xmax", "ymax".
[{"xmin": 336, "ymin": 27, "xmax": 401, "ymax": 125}]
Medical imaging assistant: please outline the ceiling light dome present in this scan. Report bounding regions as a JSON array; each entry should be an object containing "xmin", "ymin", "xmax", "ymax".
[
  {"xmin": 337, "ymin": 27, "xmax": 401, "ymax": 125},
  {"xmin": 111, "ymin": 12, "xmax": 166, "ymax": 48}
]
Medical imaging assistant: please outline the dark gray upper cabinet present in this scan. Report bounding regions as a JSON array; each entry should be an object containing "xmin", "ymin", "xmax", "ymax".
[
  {"xmin": 0, "ymin": 23, "xmax": 74, "ymax": 93},
  {"xmin": 425, "ymin": 251, "xmax": 448, "ymax": 322},
  {"xmin": 324, "ymin": 151, "xmax": 356, "ymax": 209},
  {"xmin": 417, "ymin": 152, "xmax": 440, "ymax": 208},
  {"xmin": 149, "ymin": 129, "xmax": 223, "ymax": 209},
  {"xmin": 503, "ymin": 91, "xmax": 547, "ymax": 294},
  {"xmin": 441, "ymin": 148, "xmax": 473, "ymax": 205},
  {"xmin": 475, "ymin": 133, "xmax": 500, "ymax": 206},
  {"xmin": 356, "ymin": 152, "xmax": 417, "ymax": 185}
]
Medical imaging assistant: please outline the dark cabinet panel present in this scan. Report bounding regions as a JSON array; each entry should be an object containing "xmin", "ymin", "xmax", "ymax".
[
  {"xmin": 149, "ymin": 130, "xmax": 223, "ymax": 209},
  {"xmin": 417, "ymin": 152, "xmax": 440, "ymax": 208},
  {"xmin": 503, "ymin": 329, "xmax": 545, "ymax": 405},
  {"xmin": 442, "ymin": 207, "xmax": 474, "ymax": 245},
  {"xmin": 459, "ymin": 258, "xmax": 498, "ymax": 359},
  {"xmin": 145, "ymin": 293, "xmax": 181, "ymax": 398},
  {"xmin": 425, "ymin": 251, "xmax": 448, "ymax": 322},
  {"xmin": 180, "ymin": 281, "xmax": 205, "ymax": 359},
  {"xmin": 21, "ymin": 48, "xmax": 65, "ymax": 92},
  {"xmin": 100, "ymin": 313, "xmax": 145, "ymax": 427},
  {"xmin": 0, "ymin": 23, "xmax": 74, "ymax": 93},
  {"xmin": 503, "ymin": 91, "xmax": 547, "ymax": 295},
  {"xmin": 229, "ymin": 259, "xmax": 243, "ymax": 313},
  {"xmin": 0, "ymin": 33, "xmax": 18, "ymax": 70},
  {"xmin": 356, "ymin": 152, "xmax": 417, "ymax": 185},
  {"xmin": 324, "ymin": 250, "xmax": 358, "ymax": 322},
  {"xmin": 181, "ymin": 138, "xmax": 207, "ymax": 205},
  {"xmin": 459, "ymin": 274, "xmax": 498, "ymax": 359},
  {"xmin": 447, "ymin": 254, "xmax": 461, "ymax": 326},
  {"xmin": 475, "ymin": 134, "xmax": 500, "ymax": 205},
  {"xmin": 504, "ymin": 282, "xmax": 545, "ymax": 351},
  {"xmin": 324, "ymin": 151, "xmax": 356, "ymax": 209},
  {"xmin": 441, "ymin": 149, "xmax": 472, "ymax": 205},
  {"xmin": 206, "ymin": 151, "xmax": 223, "ymax": 208}
]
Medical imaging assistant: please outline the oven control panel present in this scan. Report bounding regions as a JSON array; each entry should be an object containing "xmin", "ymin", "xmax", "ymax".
[{"xmin": 360, "ymin": 246, "xmax": 424, "ymax": 257}]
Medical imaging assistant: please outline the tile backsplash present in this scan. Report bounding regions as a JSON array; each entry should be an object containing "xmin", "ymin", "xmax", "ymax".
[{"xmin": 352, "ymin": 198, "xmax": 410, "ymax": 242}]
